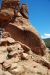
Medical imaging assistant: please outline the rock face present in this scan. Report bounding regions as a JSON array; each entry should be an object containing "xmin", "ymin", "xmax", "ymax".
[
  {"xmin": 0, "ymin": 17, "xmax": 46, "ymax": 56},
  {"xmin": 0, "ymin": 35, "xmax": 50, "ymax": 75},
  {"xmin": 0, "ymin": 0, "xmax": 46, "ymax": 55},
  {"xmin": 0, "ymin": 0, "xmax": 50, "ymax": 75}
]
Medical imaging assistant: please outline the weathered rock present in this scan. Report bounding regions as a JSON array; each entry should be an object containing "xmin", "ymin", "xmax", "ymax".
[
  {"xmin": 10, "ymin": 63, "xmax": 18, "ymax": 70},
  {"xmin": 2, "ymin": 32, "xmax": 11, "ymax": 38},
  {"xmin": 30, "ymin": 52, "xmax": 50, "ymax": 69},
  {"xmin": 3, "ymin": 71, "xmax": 12, "ymax": 75},
  {"xmin": 40, "ymin": 57, "xmax": 50, "ymax": 69},
  {"xmin": 20, "ymin": 4, "xmax": 28, "ymax": 19},
  {"xmin": 10, "ymin": 57, "xmax": 20, "ymax": 63},
  {"xmin": 2, "ymin": 0, "xmax": 20, "ymax": 9},
  {"xmin": 3, "ymin": 59, "xmax": 12, "ymax": 69},
  {"xmin": 8, "ymin": 50, "xmax": 18, "ymax": 58},
  {"xmin": 21, "ymin": 53, "xmax": 29, "ymax": 60},
  {"xmin": 0, "ymin": 69, "xmax": 4, "ymax": 75},
  {"xmin": 7, "ymin": 43, "xmax": 23, "ymax": 52},
  {"xmin": 0, "ymin": 0, "xmax": 50, "ymax": 75},
  {"xmin": 0, "ymin": 46, "xmax": 7, "ymax": 53},
  {"xmin": 18, "ymin": 41, "xmax": 30, "ymax": 53},
  {"xmin": 0, "ymin": 37, "xmax": 16, "ymax": 46},
  {"xmin": 1, "ymin": 17, "xmax": 46, "ymax": 56},
  {"xmin": 48, "ymin": 70, "xmax": 50, "ymax": 75},
  {"xmin": 10, "ymin": 64, "xmax": 24, "ymax": 75},
  {"xmin": 0, "ymin": 36, "xmax": 49, "ymax": 75},
  {"xmin": 0, "ymin": 53, "xmax": 7, "ymax": 64},
  {"xmin": 0, "ymin": 0, "xmax": 46, "ymax": 56},
  {"xmin": 45, "ymin": 48, "xmax": 50, "ymax": 62},
  {"xmin": 16, "ymin": 12, "xmax": 22, "ymax": 17}
]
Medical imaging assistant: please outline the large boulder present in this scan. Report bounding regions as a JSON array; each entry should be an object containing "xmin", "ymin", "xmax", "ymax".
[{"xmin": 0, "ymin": 17, "xmax": 46, "ymax": 55}]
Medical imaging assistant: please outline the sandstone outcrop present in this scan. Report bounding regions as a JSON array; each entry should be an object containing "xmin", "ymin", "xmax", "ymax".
[
  {"xmin": 0, "ymin": 13, "xmax": 46, "ymax": 55},
  {"xmin": 0, "ymin": 0, "xmax": 46, "ymax": 55},
  {"xmin": 0, "ymin": 34, "xmax": 50, "ymax": 75},
  {"xmin": 0, "ymin": 0, "xmax": 50, "ymax": 75}
]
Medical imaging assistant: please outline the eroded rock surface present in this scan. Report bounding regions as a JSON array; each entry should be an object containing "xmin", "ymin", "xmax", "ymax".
[
  {"xmin": 0, "ymin": 0, "xmax": 46, "ymax": 56},
  {"xmin": 0, "ymin": 34, "xmax": 50, "ymax": 75},
  {"xmin": 0, "ymin": 0, "xmax": 50, "ymax": 75}
]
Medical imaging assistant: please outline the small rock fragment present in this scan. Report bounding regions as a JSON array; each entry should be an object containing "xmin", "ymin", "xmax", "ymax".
[
  {"xmin": 10, "ymin": 65, "xmax": 24, "ymax": 74},
  {"xmin": 21, "ymin": 53, "xmax": 29, "ymax": 60},
  {"xmin": 12, "ymin": 57, "xmax": 20, "ymax": 63},
  {"xmin": 8, "ymin": 50, "xmax": 17, "ymax": 58},
  {"xmin": 3, "ymin": 59, "xmax": 12, "ymax": 69},
  {"xmin": 10, "ymin": 63, "xmax": 18, "ymax": 70}
]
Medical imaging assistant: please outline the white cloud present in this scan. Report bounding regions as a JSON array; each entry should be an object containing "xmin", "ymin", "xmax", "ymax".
[{"xmin": 41, "ymin": 33, "xmax": 50, "ymax": 39}]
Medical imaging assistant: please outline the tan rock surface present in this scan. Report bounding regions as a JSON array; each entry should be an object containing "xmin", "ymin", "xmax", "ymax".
[
  {"xmin": 0, "ymin": 36, "xmax": 50, "ymax": 75},
  {"xmin": 1, "ymin": 17, "xmax": 46, "ymax": 55},
  {"xmin": 0, "ymin": 0, "xmax": 46, "ymax": 55},
  {"xmin": 0, "ymin": 53, "xmax": 7, "ymax": 64},
  {"xmin": 0, "ymin": 0, "xmax": 50, "ymax": 75}
]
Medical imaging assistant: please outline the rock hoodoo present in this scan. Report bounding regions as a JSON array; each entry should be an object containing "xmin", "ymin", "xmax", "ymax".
[{"xmin": 0, "ymin": 0, "xmax": 50, "ymax": 75}]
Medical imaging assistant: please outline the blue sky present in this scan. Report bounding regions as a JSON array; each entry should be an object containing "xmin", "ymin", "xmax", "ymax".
[
  {"xmin": 0, "ymin": 0, "xmax": 50, "ymax": 38},
  {"xmin": 21, "ymin": 0, "xmax": 50, "ymax": 38}
]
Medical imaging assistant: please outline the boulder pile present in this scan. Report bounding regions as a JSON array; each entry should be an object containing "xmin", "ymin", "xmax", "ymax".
[{"xmin": 0, "ymin": 32, "xmax": 50, "ymax": 75}]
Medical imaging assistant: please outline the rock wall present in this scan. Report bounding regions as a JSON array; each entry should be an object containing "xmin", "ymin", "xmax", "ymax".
[
  {"xmin": 0, "ymin": 34, "xmax": 50, "ymax": 75},
  {"xmin": 0, "ymin": 1, "xmax": 50, "ymax": 74},
  {"xmin": 0, "ymin": 17, "xmax": 46, "ymax": 55}
]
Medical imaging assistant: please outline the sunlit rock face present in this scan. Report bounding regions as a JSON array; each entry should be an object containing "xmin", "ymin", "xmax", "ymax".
[
  {"xmin": 0, "ymin": 32, "xmax": 50, "ymax": 75},
  {"xmin": 0, "ymin": 1, "xmax": 50, "ymax": 75},
  {"xmin": 0, "ymin": 0, "xmax": 46, "ymax": 56},
  {"xmin": 0, "ymin": 15, "xmax": 46, "ymax": 55}
]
